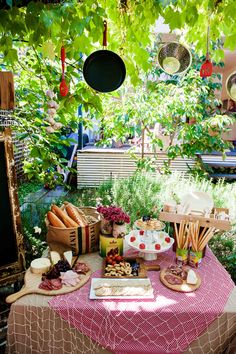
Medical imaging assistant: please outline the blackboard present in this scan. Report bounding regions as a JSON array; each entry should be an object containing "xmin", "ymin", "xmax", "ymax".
[{"xmin": 0, "ymin": 140, "xmax": 18, "ymax": 266}]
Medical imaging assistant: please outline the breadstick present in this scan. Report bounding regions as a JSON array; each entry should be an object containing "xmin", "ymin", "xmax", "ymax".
[
  {"xmin": 183, "ymin": 233, "xmax": 189, "ymax": 249},
  {"xmin": 198, "ymin": 227, "xmax": 214, "ymax": 250},
  {"xmin": 190, "ymin": 222, "xmax": 197, "ymax": 251},
  {"xmin": 199, "ymin": 227, "xmax": 215, "ymax": 251},
  {"xmin": 198, "ymin": 226, "xmax": 207, "ymax": 241},
  {"xmin": 47, "ymin": 211, "xmax": 66, "ymax": 228},
  {"xmin": 51, "ymin": 204, "xmax": 79, "ymax": 228},
  {"xmin": 174, "ymin": 223, "xmax": 180, "ymax": 248},
  {"xmin": 199, "ymin": 231, "xmax": 214, "ymax": 251},
  {"xmin": 179, "ymin": 220, "xmax": 185, "ymax": 248}
]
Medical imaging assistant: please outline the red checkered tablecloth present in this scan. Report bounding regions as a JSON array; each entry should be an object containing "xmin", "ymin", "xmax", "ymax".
[{"xmin": 49, "ymin": 248, "xmax": 234, "ymax": 354}]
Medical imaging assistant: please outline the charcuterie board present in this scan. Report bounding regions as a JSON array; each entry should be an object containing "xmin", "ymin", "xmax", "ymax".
[
  {"xmin": 5, "ymin": 267, "xmax": 91, "ymax": 304},
  {"xmin": 160, "ymin": 268, "xmax": 201, "ymax": 293}
]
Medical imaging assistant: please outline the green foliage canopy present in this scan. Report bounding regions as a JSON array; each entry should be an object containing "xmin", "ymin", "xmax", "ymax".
[{"xmin": 1, "ymin": 0, "xmax": 236, "ymax": 183}]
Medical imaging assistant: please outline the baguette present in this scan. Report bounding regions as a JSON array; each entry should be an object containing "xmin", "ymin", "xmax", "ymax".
[
  {"xmin": 47, "ymin": 211, "xmax": 66, "ymax": 228},
  {"xmin": 64, "ymin": 202, "xmax": 88, "ymax": 224},
  {"xmin": 65, "ymin": 204, "xmax": 86, "ymax": 226},
  {"xmin": 51, "ymin": 204, "xmax": 79, "ymax": 228}
]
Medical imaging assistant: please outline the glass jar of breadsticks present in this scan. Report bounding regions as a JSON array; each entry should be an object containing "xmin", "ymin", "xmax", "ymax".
[{"xmin": 188, "ymin": 221, "xmax": 215, "ymax": 268}]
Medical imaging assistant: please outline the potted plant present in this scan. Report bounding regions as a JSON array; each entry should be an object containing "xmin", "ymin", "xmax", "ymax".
[{"xmin": 97, "ymin": 205, "xmax": 130, "ymax": 238}]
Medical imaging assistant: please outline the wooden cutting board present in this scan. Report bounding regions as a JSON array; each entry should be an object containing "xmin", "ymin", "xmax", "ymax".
[
  {"xmin": 5, "ymin": 268, "xmax": 91, "ymax": 304},
  {"xmin": 160, "ymin": 268, "xmax": 201, "ymax": 292},
  {"xmin": 102, "ymin": 257, "xmax": 160, "ymax": 279}
]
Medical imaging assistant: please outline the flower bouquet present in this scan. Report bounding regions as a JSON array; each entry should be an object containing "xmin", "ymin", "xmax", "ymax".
[{"xmin": 97, "ymin": 205, "xmax": 130, "ymax": 237}]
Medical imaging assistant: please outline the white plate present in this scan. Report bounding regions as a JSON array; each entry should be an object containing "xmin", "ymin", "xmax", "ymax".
[
  {"xmin": 89, "ymin": 278, "xmax": 154, "ymax": 299},
  {"xmin": 180, "ymin": 191, "xmax": 213, "ymax": 215}
]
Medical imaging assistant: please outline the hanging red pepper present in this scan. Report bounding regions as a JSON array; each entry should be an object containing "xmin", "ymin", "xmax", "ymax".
[{"xmin": 59, "ymin": 46, "xmax": 69, "ymax": 96}]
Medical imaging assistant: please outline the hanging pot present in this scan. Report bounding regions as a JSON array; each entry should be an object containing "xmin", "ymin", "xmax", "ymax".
[
  {"xmin": 83, "ymin": 21, "xmax": 126, "ymax": 93},
  {"xmin": 200, "ymin": 26, "xmax": 213, "ymax": 78},
  {"xmin": 157, "ymin": 42, "xmax": 192, "ymax": 75},
  {"xmin": 226, "ymin": 71, "xmax": 236, "ymax": 101}
]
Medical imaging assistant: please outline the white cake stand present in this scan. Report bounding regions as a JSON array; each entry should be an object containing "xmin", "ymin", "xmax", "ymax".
[{"xmin": 124, "ymin": 230, "xmax": 174, "ymax": 261}]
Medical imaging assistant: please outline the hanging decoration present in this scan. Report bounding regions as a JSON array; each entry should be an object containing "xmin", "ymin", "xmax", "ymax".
[
  {"xmin": 157, "ymin": 42, "xmax": 192, "ymax": 76},
  {"xmin": 45, "ymin": 90, "xmax": 62, "ymax": 133},
  {"xmin": 59, "ymin": 46, "xmax": 69, "ymax": 97},
  {"xmin": 200, "ymin": 26, "xmax": 213, "ymax": 78},
  {"xmin": 83, "ymin": 20, "xmax": 126, "ymax": 93}
]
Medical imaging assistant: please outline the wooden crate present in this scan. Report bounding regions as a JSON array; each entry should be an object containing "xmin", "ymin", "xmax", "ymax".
[{"xmin": 159, "ymin": 210, "xmax": 231, "ymax": 231}]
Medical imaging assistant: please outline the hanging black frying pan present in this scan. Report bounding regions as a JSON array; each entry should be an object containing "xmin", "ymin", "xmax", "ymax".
[{"xmin": 83, "ymin": 21, "xmax": 126, "ymax": 93}]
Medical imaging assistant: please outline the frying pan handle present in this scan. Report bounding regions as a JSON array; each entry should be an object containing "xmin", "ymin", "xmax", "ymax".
[{"xmin": 103, "ymin": 20, "xmax": 107, "ymax": 47}]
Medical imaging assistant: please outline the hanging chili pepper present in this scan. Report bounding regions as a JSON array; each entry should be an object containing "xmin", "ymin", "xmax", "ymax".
[{"xmin": 60, "ymin": 46, "xmax": 69, "ymax": 96}]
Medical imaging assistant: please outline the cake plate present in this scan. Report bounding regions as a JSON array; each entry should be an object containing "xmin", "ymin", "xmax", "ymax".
[{"xmin": 125, "ymin": 230, "xmax": 174, "ymax": 261}]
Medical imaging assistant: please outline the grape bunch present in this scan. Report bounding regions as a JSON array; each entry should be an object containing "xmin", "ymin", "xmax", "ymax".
[
  {"xmin": 43, "ymin": 260, "xmax": 72, "ymax": 280},
  {"xmin": 56, "ymin": 260, "xmax": 72, "ymax": 272},
  {"xmin": 131, "ymin": 262, "xmax": 140, "ymax": 276},
  {"xmin": 43, "ymin": 266, "xmax": 60, "ymax": 280}
]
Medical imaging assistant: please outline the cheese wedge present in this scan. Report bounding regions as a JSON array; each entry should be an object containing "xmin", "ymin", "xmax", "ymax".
[
  {"xmin": 63, "ymin": 251, "xmax": 73, "ymax": 266},
  {"xmin": 30, "ymin": 258, "xmax": 51, "ymax": 274},
  {"xmin": 50, "ymin": 251, "xmax": 61, "ymax": 265},
  {"xmin": 186, "ymin": 269, "xmax": 198, "ymax": 285}
]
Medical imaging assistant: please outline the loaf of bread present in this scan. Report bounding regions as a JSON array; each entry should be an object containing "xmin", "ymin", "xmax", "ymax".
[
  {"xmin": 65, "ymin": 203, "xmax": 86, "ymax": 226},
  {"xmin": 51, "ymin": 204, "xmax": 79, "ymax": 228},
  {"xmin": 47, "ymin": 211, "xmax": 66, "ymax": 228},
  {"xmin": 76, "ymin": 208, "xmax": 88, "ymax": 224}
]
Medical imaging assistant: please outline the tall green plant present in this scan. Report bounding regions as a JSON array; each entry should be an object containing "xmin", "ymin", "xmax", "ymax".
[{"xmin": 97, "ymin": 67, "xmax": 234, "ymax": 172}]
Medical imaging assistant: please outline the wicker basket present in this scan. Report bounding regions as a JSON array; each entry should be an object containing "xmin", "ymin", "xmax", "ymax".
[{"xmin": 46, "ymin": 206, "xmax": 101, "ymax": 256}]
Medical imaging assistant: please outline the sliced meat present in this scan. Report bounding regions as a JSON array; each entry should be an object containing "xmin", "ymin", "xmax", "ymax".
[
  {"xmin": 60, "ymin": 270, "xmax": 81, "ymax": 287},
  {"xmin": 73, "ymin": 262, "xmax": 90, "ymax": 274},
  {"xmin": 180, "ymin": 270, "xmax": 188, "ymax": 280},
  {"xmin": 166, "ymin": 265, "xmax": 188, "ymax": 280},
  {"xmin": 39, "ymin": 278, "xmax": 62, "ymax": 291},
  {"xmin": 50, "ymin": 278, "xmax": 62, "ymax": 290},
  {"xmin": 164, "ymin": 274, "xmax": 183, "ymax": 285}
]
